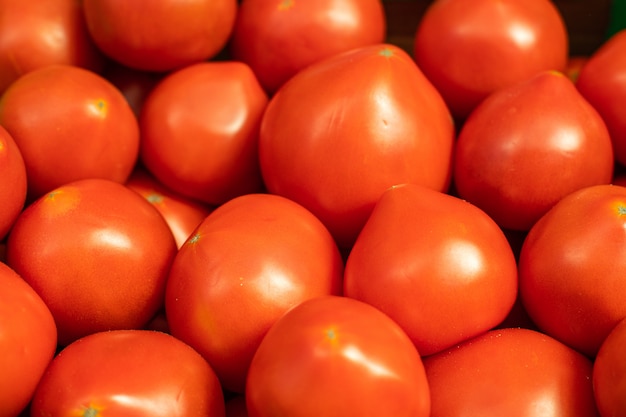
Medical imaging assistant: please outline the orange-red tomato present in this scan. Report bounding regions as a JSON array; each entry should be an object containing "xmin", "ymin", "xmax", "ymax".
[
  {"xmin": 0, "ymin": 125, "xmax": 26, "ymax": 241},
  {"xmin": 593, "ymin": 317, "xmax": 626, "ymax": 417}
]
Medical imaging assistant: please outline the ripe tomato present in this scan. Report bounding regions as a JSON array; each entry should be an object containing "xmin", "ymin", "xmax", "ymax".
[
  {"xmin": 0, "ymin": 125, "xmax": 26, "ymax": 241},
  {"xmin": 0, "ymin": 64, "xmax": 139, "ymax": 201},
  {"xmin": 259, "ymin": 43, "xmax": 455, "ymax": 248},
  {"xmin": 0, "ymin": 262, "xmax": 57, "ymax": 417},
  {"xmin": 519, "ymin": 184, "xmax": 626, "ymax": 357},
  {"xmin": 593, "ymin": 317, "xmax": 626, "ymax": 417},
  {"xmin": 165, "ymin": 193, "xmax": 344, "ymax": 393},
  {"xmin": 83, "ymin": 0, "xmax": 237, "ymax": 72},
  {"xmin": 30, "ymin": 329, "xmax": 226, "ymax": 417},
  {"xmin": 140, "ymin": 61, "xmax": 268, "ymax": 207},
  {"xmin": 344, "ymin": 183, "xmax": 518, "ymax": 356},
  {"xmin": 414, "ymin": 0, "xmax": 568, "ymax": 120},
  {"xmin": 424, "ymin": 327, "xmax": 599, "ymax": 417},
  {"xmin": 6, "ymin": 178, "xmax": 177, "ymax": 346},
  {"xmin": 230, "ymin": 0, "xmax": 386, "ymax": 94},
  {"xmin": 246, "ymin": 295, "xmax": 430, "ymax": 417},
  {"xmin": 454, "ymin": 70, "xmax": 614, "ymax": 231}
]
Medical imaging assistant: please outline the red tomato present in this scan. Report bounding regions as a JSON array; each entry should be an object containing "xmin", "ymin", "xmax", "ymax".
[
  {"xmin": 83, "ymin": 0, "xmax": 237, "ymax": 72},
  {"xmin": 344, "ymin": 183, "xmax": 518, "ymax": 356},
  {"xmin": 423, "ymin": 327, "xmax": 599, "ymax": 417},
  {"xmin": 576, "ymin": 29, "xmax": 626, "ymax": 166},
  {"xmin": 519, "ymin": 184, "xmax": 626, "ymax": 357},
  {"xmin": 0, "ymin": 125, "xmax": 26, "ymax": 240},
  {"xmin": 0, "ymin": 64, "xmax": 139, "ymax": 201},
  {"xmin": 0, "ymin": 0, "xmax": 103, "ymax": 93},
  {"xmin": 6, "ymin": 178, "xmax": 177, "ymax": 346},
  {"xmin": 0, "ymin": 262, "xmax": 57, "ymax": 417},
  {"xmin": 230, "ymin": 0, "xmax": 386, "ymax": 94},
  {"xmin": 165, "ymin": 193, "xmax": 344, "ymax": 393},
  {"xmin": 140, "ymin": 61, "xmax": 268, "ymax": 206},
  {"xmin": 593, "ymin": 317, "xmax": 626, "ymax": 417},
  {"xmin": 454, "ymin": 70, "xmax": 614, "ymax": 231},
  {"xmin": 414, "ymin": 0, "xmax": 568, "ymax": 120},
  {"xmin": 246, "ymin": 295, "xmax": 430, "ymax": 417},
  {"xmin": 259, "ymin": 43, "xmax": 455, "ymax": 248},
  {"xmin": 30, "ymin": 329, "xmax": 226, "ymax": 417}
]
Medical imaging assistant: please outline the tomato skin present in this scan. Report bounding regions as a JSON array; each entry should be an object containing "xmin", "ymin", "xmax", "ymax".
[
  {"xmin": 0, "ymin": 262, "xmax": 57, "ymax": 417},
  {"xmin": 6, "ymin": 178, "xmax": 177, "ymax": 346},
  {"xmin": 593, "ymin": 317, "xmax": 626, "ymax": 417},
  {"xmin": 259, "ymin": 43, "xmax": 455, "ymax": 248},
  {"xmin": 0, "ymin": 125, "xmax": 26, "ymax": 241},
  {"xmin": 0, "ymin": 64, "xmax": 140, "ymax": 201},
  {"xmin": 230, "ymin": 0, "xmax": 386, "ymax": 94},
  {"xmin": 414, "ymin": 0, "xmax": 568, "ymax": 121},
  {"xmin": 140, "ymin": 61, "xmax": 268, "ymax": 207},
  {"xmin": 165, "ymin": 193, "xmax": 344, "ymax": 393},
  {"xmin": 454, "ymin": 70, "xmax": 614, "ymax": 231},
  {"xmin": 30, "ymin": 329, "xmax": 226, "ymax": 417},
  {"xmin": 424, "ymin": 327, "xmax": 599, "ymax": 417},
  {"xmin": 344, "ymin": 183, "xmax": 518, "ymax": 356},
  {"xmin": 519, "ymin": 184, "xmax": 626, "ymax": 357},
  {"xmin": 246, "ymin": 295, "xmax": 430, "ymax": 417},
  {"xmin": 83, "ymin": 0, "xmax": 237, "ymax": 72}
]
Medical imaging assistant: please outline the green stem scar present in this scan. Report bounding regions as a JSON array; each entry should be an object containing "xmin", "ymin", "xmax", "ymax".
[{"xmin": 618, "ymin": 204, "xmax": 626, "ymax": 216}]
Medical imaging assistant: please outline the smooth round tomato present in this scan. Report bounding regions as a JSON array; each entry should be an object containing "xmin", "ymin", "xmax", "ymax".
[
  {"xmin": 165, "ymin": 193, "xmax": 344, "ymax": 393},
  {"xmin": 83, "ymin": 0, "xmax": 237, "ymax": 72},
  {"xmin": 344, "ymin": 183, "xmax": 518, "ymax": 356},
  {"xmin": 0, "ymin": 262, "xmax": 57, "ymax": 417},
  {"xmin": 30, "ymin": 329, "xmax": 226, "ymax": 417},
  {"xmin": 0, "ymin": 64, "xmax": 139, "ymax": 201},
  {"xmin": 0, "ymin": 125, "xmax": 26, "ymax": 241},
  {"xmin": 259, "ymin": 43, "xmax": 455, "ymax": 249},
  {"xmin": 453, "ymin": 70, "xmax": 614, "ymax": 231},
  {"xmin": 246, "ymin": 295, "xmax": 430, "ymax": 417},
  {"xmin": 0, "ymin": 0, "xmax": 104, "ymax": 93},
  {"xmin": 414, "ymin": 0, "xmax": 568, "ymax": 121},
  {"xmin": 519, "ymin": 184, "xmax": 626, "ymax": 357},
  {"xmin": 593, "ymin": 317, "xmax": 626, "ymax": 417},
  {"xmin": 423, "ymin": 327, "xmax": 599, "ymax": 417},
  {"xmin": 230, "ymin": 0, "xmax": 386, "ymax": 94},
  {"xmin": 140, "ymin": 61, "xmax": 268, "ymax": 207},
  {"xmin": 6, "ymin": 178, "xmax": 177, "ymax": 346}
]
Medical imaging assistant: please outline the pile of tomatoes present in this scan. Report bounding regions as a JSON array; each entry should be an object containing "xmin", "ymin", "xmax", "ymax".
[{"xmin": 1, "ymin": 0, "xmax": 625, "ymax": 416}]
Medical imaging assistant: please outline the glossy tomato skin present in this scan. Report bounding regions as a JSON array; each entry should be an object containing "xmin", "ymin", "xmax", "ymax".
[
  {"xmin": 454, "ymin": 70, "xmax": 614, "ymax": 231},
  {"xmin": 6, "ymin": 178, "xmax": 177, "ymax": 346},
  {"xmin": 166, "ymin": 193, "xmax": 344, "ymax": 393},
  {"xmin": 246, "ymin": 295, "xmax": 430, "ymax": 417},
  {"xmin": 344, "ymin": 183, "xmax": 518, "ymax": 356},
  {"xmin": 414, "ymin": 0, "xmax": 568, "ymax": 121},
  {"xmin": 0, "ymin": 64, "xmax": 140, "ymax": 201},
  {"xmin": 259, "ymin": 43, "xmax": 455, "ymax": 249},
  {"xmin": 0, "ymin": 262, "xmax": 57, "ymax": 417},
  {"xmin": 230, "ymin": 0, "xmax": 386, "ymax": 94},
  {"xmin": 140, "ymin": 61, "xmax": 268, "ymax": 207},
  {"xmin": 593, "ymin": 317, "xmax": 626, "ymax": 417},
  {"xmin": 576, "ymin": 30, "xmax": 626, "ymax": 166},
  {"xmin": 424, "ymin": 327, "xmax": 599, "ymax": 417},
  {"xmin": 30, "ymin": 330, "xmax": 226, "ymax": 417},
  {"xmin": 83, "ymin": 0, "xmax": 237, "ymax": 72},
  {"xmin": 0, "ymin": 125, "xmax": 26, "ymax": 241},
  {"xmin": 519, "ymin": 184, "xmax": 626, "ymax": 357}
]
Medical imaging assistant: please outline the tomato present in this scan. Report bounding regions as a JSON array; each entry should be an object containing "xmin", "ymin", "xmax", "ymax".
[
  {"xmin": 6, "ymin": 178, "xmax": 177, "ymax": 346},
  {"xmin": 30, "ymin": 329, "xmax": 226, "ymax": 417},
  {"xmin": 519, "ymin": 184, "xmax": 626, "ymax": 357},
  {"xmin": 414, "ymin": 0, "xmax": 568, "ymax": 121},
  {"xmin": 165, "ymin": 193, "xmax": 344, "ymax": 393},
  {"xmin": 0, "ymin": 125, "xmax": 26, "ymax": 241},
  {"xmin": 140, "ymin": 61, "xmax": 268, "ymax": 207},
  {"xmin": 344, "ymin": 183, "xmax": 518, "ymax": 356},
  {"xmin": 423, "ymin": 327, "xmax": 599, "ymax": 417},
  {"xmin": 454, "ymin": 70, "xmax": 614, "ymax": 232},
  {"xmin": 230, "ymin": 0, "xmax": 386, "ymax": 94},
  {"xmin": 83, "ymin": 0, "xmax": 237, "ymax": 72},
  {"xmin": 259, "ymin": 43, "xmax": 455, "ymax": 248},
  {"xmin": 0, "ymin": 0, "xmax": 103, "ymax": 93},
  {"xmin": 0, "ymin": 262, "xmax": 57, "ymax": 417},
  {"xmin": 593, "ymin": 317, "xmax": 626, "ymax": 417},
  {"xmin": 576, "ymin": 29, "xmax": 626, "ymax": 166},
  {"xmin": 0, "ymin": 64, "xmax": 139, "ymax": 201}
]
